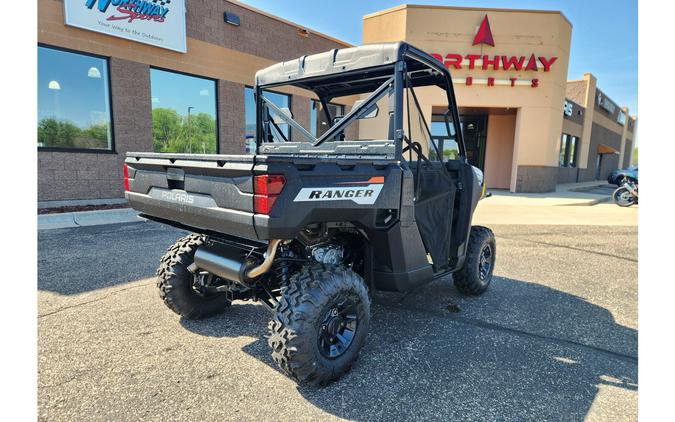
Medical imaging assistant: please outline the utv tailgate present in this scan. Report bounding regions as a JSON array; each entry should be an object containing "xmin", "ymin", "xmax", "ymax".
[{"xmin": 124, "ymin": 153, "xmax": 257, "ymax": 240}]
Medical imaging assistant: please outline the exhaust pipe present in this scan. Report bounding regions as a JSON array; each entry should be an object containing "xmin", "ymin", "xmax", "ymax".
[{"xmin": 193, "ymin": 239, "xmax": 282, "ymax": 284}]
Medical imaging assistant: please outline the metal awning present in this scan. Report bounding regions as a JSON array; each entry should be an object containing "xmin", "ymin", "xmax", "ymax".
[{"xmin": 597, "ymin": 144, "xmax": 619, "ymax": 154}]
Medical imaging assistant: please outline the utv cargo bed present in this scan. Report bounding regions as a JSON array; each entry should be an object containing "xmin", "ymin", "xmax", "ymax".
[{"xmin": 125, "ymin": 153, "xmax": 258, "ymax": 240}]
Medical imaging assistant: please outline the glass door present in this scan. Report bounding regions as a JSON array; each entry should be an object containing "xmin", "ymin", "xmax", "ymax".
[{"xmin": 460, "ymin": 114, "xmax": 488, "ymax": 170}]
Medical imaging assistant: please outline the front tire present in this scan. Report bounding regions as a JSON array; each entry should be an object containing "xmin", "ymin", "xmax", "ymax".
[
  {"xmin": 157, "ymin": 234, "xmax": 231, "ymax": 319},
  {"xmin": 268, "ymin": 263, "xmax": 371, "ymax": 386},
  {"xmin": 454, "ymin": 226, "xmax": 496, "ymax": 295}
]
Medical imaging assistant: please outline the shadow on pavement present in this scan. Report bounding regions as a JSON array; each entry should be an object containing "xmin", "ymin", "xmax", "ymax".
[
  {"xmin": 179, "ymin": 275, "xmax": 637, "ymax": 421},
  {"xmin": 38, "ymin": 222, "xmax": 186, "ymax": 295}
]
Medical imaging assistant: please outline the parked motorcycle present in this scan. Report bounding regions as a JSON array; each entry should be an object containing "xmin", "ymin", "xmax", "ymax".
[{"xmin": 612, "ymin": 177, "xmax": 638, "ymax": 207}]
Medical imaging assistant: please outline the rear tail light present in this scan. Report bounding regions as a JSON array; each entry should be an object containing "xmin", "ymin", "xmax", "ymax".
[
  {"xmin": 253, "ymin": 174, "xmax": 286, "ymax": 214},
  {"xmin": 123, "ymin": 163, "xmax": 130, "ymax": 192}
]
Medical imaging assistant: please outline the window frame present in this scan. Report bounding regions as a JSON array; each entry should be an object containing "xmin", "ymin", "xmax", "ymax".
[
  {"xmin": 245, "ymin": 85, "xmax": 292, "ymax": 141},
  {"xmin": 430, "ymin": 113, "xmax": 460, "ymax": 163},
  {"xmin": 150, "ymin": 65, "xmax": 221, "ymax": 154},
  {"xmin": 559, "ymin": 133, "xmax": 578, "ymax": 168},
  {"xmin": 37, "ymin": 43, "xmax": 116, "ymax": 154}
]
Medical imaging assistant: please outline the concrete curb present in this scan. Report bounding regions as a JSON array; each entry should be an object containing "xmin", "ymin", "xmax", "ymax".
[{"xmin": 39, "ymin": 209, "xmax": 146, "ymax": 230}]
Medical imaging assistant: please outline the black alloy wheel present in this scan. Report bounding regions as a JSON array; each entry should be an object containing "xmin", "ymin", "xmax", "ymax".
[
  {"xmin": 478, "ymin": 244, "xmax": 493, "ymax": 281},
  {"xmin": 318, "ymin": 298, "xmax": 359, "ymax": 359}
]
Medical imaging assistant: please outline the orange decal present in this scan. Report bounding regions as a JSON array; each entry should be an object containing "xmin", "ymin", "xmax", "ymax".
[{"xmin": 336, "ymin": 176, "xmax": 385, "ymax": 185}]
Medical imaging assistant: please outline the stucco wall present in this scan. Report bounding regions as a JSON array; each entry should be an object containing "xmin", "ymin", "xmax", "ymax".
[
  {"xmin": 484, "ymin": 114, "xmax": 515, "ymax": 189},
  {"xmin": 363, "ymin": 5, "xmax": 572, "ymax": 192}
]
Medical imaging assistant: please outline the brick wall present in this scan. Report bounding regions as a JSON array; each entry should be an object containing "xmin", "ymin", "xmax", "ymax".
[
  {"xmin": 186, "ymin": 0, "xmax": 349, "ymax": 64},
  {"xmin": 516, "ymin": 166, "xmax": 558, "ymax": 192},
  {"xmin": 292, "ymin": 95, "xmax": 312, "ymax": 133},
  {"xmin": 218, "ymin": 80, "xmax": 246, "ymax": 154},
  {"xmin": 557, "ymin": 167, "xmax": 579, "ymax": 184},
  {"xmin": 566, "ymin": 80, "xmax": 587, "ymax": 106}
]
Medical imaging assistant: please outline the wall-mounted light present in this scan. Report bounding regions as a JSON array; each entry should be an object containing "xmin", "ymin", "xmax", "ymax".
[
  {"xmin": 48, "ymin": 80, "xmax": 61, "ymax": 90},
  {"xmin": 297, "ymin": 28, "xmax": 309, "ymax": 37},
  {"xmin": 224, "ymin": 12, "xmax": 240, "ymax": 26},
  {"xmin": 88, "ymin": 67, "xmax": 102, "ymax": 78}
]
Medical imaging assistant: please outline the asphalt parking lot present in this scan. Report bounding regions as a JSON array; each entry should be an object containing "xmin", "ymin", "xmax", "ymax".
[{"xmin": 38, "ymin": 221, "xmax": 637, "ymax": 421}]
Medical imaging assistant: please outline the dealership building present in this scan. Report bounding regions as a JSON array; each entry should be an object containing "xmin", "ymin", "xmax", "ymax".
[{"xmin": 37, "ymin": 0, "xmax": 637, "ymax": 203}]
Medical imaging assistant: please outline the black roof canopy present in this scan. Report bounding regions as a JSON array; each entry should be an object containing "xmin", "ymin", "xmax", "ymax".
[{"xmin": 254, "ymin": 42, "xmax": 450, "ymax": 99}]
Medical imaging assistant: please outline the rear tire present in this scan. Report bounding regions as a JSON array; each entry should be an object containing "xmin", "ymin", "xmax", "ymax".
[
  {"xmin": 268, "ymin": 263, "xmax": 370, "ymax": 386},
  {"xmin": 454, "ymin": 226, "xmax": 496, "ymax": 295},
  {"xmin": 157, "ymin": 234, "xmax": 231, "ymax": 319},
  {"xmin": 613, "ymin": 187, "xmax": 636, "ymax": 207}
]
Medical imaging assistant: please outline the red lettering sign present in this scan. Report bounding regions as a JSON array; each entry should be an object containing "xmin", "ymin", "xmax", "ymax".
[
  {"xmin": 444, "ymin": 53, "xmax": 463, "ymax": 69},
  {"xmin": 538, "ymin": 56, "xmax": 557, "ymax": 72},
  {"xmin": 482, "ymin": 55, "xmax": 500, "ymax": 70},
  {"xmin": 502, "ymin": 56, "xmax": 525, "ymax": 71}
]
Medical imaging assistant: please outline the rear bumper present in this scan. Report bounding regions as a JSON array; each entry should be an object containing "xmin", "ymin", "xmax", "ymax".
[{"xmin": 125, "ymin": 192, "xmax": 259, "ymax": 241}]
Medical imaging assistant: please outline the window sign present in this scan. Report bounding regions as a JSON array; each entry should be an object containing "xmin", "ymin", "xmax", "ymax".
[
  {"xmin": 617, "ymin": 111, "xmax": 626, "ymax": 125},
  {"xmin": 64, "ymin": 0, "xmax": 187, "ymax": 53},
  {"xmin": 597, "ymin": 92, "xmax": 617, "ymax": 114}
]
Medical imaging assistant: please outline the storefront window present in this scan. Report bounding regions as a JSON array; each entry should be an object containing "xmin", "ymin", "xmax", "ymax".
[
  {"xmin": 310, "ymin": 100, "xmax": 345, "ymax": 136},
  {"xmin": 150, "ymin": 69, "xmax": 217, "ymax": 154},
  {"xmin": 559, "ymin": 134, "xmax": 568, "ymax": 166},
  {"xmin": 245, "ymin": 87, "xmax": 291, "ymax": 139},
  {"xmin": 568, "ymin": 136, "xmax": 578, "ymax": 167},
  {"xmin": 559, "ymin": 133, "xmax": 578, "ymax": 167},
  {"xmin": 37, "ymin": 46, "xmax": 112, "ymax": 150}
]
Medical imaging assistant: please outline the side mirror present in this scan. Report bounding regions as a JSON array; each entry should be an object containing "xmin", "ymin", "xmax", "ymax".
[{"xmin": 352, "ymin": 100, "xmax": 379, "ymax": 119}]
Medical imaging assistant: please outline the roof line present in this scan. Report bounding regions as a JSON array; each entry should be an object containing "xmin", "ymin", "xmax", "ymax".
[
  {"xmin": 227, "ymin": 0, "xmax": 352, "ymax": 47},
  {"xmin": 363, "ymin": 4, "xmax": 572, "ymax": 27}
]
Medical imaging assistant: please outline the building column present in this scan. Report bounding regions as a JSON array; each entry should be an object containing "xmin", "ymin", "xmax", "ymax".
[
  {"xmin": 217, "ymin": 80, "xmax": 246, "ymax": 154},
  {"xmin": 577, "ymin": 73, "xmax": 597, "ymax": 179},
  {"xmin": 509, "ymin": 109, "xmax": 523, "ymax": 192},
  {"xmin": 510, "ymin": 106, "xmax": 563, "ymax": 193},
  {"xmin": 618, "ymin": 106, "xmax": 630, "ymax": 166}
]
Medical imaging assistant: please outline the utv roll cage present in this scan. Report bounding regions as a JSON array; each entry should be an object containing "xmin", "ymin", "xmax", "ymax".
[{"xmin": 253, "ymin": 42, "xmax": 467, "ymax": 161}]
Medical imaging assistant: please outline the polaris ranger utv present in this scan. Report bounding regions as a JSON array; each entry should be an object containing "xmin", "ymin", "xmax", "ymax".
[{"xmin": 125, "ymin": 42, "xmax": 496, "ymax": 386}]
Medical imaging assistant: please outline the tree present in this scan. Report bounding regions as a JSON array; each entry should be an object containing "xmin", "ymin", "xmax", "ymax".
[
  {"xmin": 152, "ymin": 109, "xmax": 217, "ymax": 153},
  {"xmin": 632, "ymin": 147, "xmax": 638, "ymax": 166},
  {"xmin": 152, "ymin": 108, "xmax": 181, "ymax": 152},
  {"xmin": 38, "ymin": 118, "xmax": 81, "ymax": 148}
]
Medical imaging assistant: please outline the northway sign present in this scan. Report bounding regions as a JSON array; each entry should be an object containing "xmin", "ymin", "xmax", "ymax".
[
  {"xmin": 64, "ymin": 0, "xmax": 187, "ymax": 53},
  {"xmin": 431, "ymin": 15, "xmax": 558, "ymax": 88}
]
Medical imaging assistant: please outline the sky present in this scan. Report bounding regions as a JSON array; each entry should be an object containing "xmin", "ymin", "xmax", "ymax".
[
  {"xmin": 150, "ymin": 68, "xmax": 217, "ymax": 119},
  {"xmin": 240, "ymin": 0, "xmax": 638, "ymax": 115}
]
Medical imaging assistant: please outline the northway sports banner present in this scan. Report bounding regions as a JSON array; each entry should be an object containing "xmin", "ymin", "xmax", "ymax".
[{"xmin": 64, "ymin": 0, "xmax": 187, "ymax": 53}]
